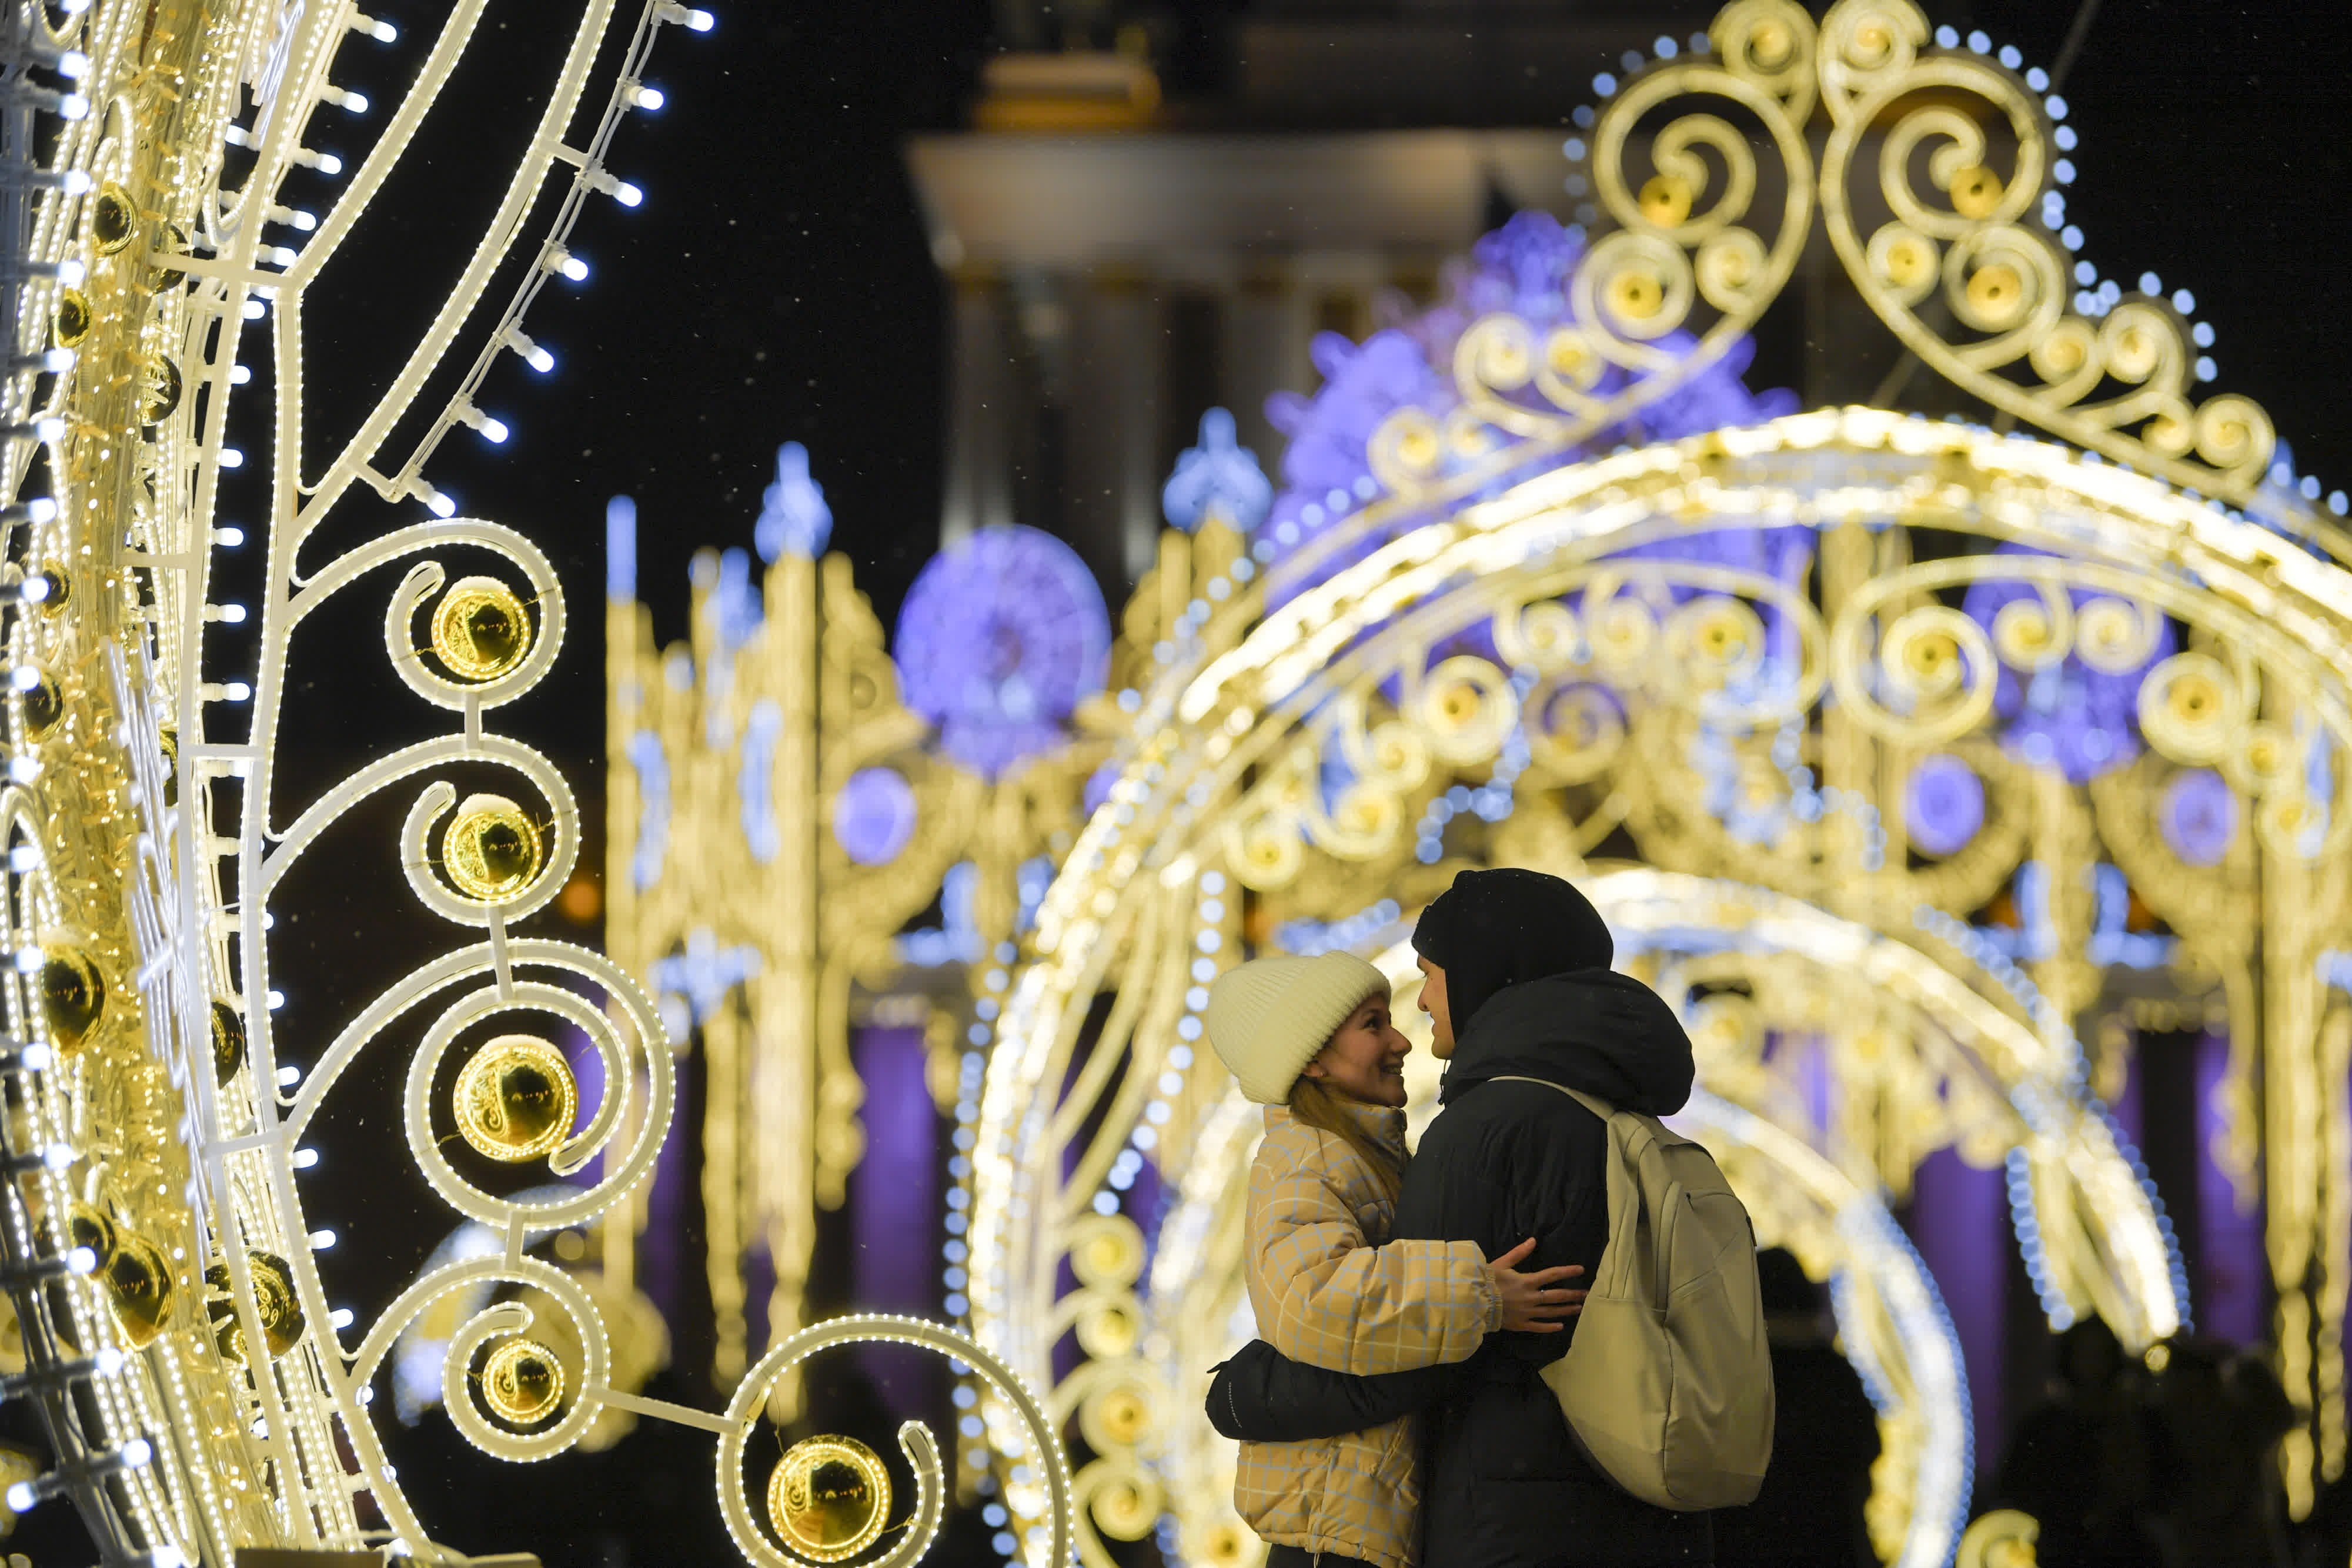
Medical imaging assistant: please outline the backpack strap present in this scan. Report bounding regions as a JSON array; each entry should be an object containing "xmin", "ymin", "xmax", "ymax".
[{"xmin": 1490, "ymin": 1074, "xmax": 1615, "ymax": 1123}]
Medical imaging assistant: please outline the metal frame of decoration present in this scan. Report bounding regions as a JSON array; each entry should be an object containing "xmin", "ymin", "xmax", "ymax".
[{"xmin": 0, "ymin": 3, "xmax": 1079, "ymax": 1566}]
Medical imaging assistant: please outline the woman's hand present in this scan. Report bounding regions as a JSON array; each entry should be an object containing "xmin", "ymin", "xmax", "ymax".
[{"xmin": 1488, "ymin": 1238, "xmax": 1587, "ymax": 1333}]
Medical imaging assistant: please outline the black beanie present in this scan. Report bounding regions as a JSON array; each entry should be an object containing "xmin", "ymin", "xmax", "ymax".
[{"xmin": 1410, "ymin": 867, "xmax": 1614, "ymax": 1037}]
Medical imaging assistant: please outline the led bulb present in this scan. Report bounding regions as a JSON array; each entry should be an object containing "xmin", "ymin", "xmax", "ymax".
[
  {"xmin": 59, "ymin": 95, "xmax": 89, "ymax": 121},
  {"xmin": 559, "ymin": 253, "xmax": 589, "ymax": 282},
  {"xmin": 219, "ymin": 448, "xmax": 246, "ymax": 469},
  {"xmin": 230, "ymin": 364, "xmax": 253, "ymax": 385},
  {"xmin": 242, "ymin": 298, "xmax": 267, "ymax": 320},
  {"xmin": 95, "ymin": 1348, "xmax": 124, "ymax": 1375},
  {"xmin": 629, "ymin": 83, "xmax": 665, "ymax": 111},
  {"xmin": 42, "ymin": 348, "xmax": 74, "ymax": 372},
  {"xmin": 215, "ymin": 603, "xmax": 248, "ymax": 623},
  {"xmin": 292, "ymin": 1147, "xmax": 320, "ymax": 1169},
  {"xmin": 61, "ymin": 169, "xmax": 92, "ymax": 195},
  {"xmin": 121, "ymin": 1439, "xmax": 151, "ymax": 1469},
  {"xmin": 5, "ymin": 1482, "xmax": 32, "ymax": 1514},
  {"xmin": 65, "ymin": 1245, "xmax": 96, "ymax": 1274},
  {"xmin": 309, "ymin": 1229, "xmax": 337, "ymax": 1250},
  {"xmin": 369, "ymin": 18, "xmax": 397, "ymax": 41},
  {"xmin": 10, "ymin": 666, "xmax": 39, "ymax": 691},
  {"xmin": 223, "ymin": 681, "xmax": 252, "ymax": 701},
  {"xmin": 290, "ymin": 209, "xmax": 316, "ymax": 231},
  {"xmin": 24, "ymin": 497, "xmax": 58, "ymax": 523},
  {"xmin": 55, "ymin": 260, "xmax": 84, "ymax": 286},
  {"xmin": 58, "ymin": 51, "xmax": 89, "ymax": 79},
  {"xmin": 613, "ymin": 180, "xmax": 643, "ymax": 207},
  {"xmin": 505, "ymin": 327, "xmax": 555, "ymax": 373},
  {"xmin": 215, "ymin": 525, "xmax": 245, "ymax": 546},
  {"xmin": 479, "ymin": 414, "xmax": 509, "ymax": 444},
  {"xmin": 315, "ymin": 152, "xmax": 344, "ymax": 175},
  {"xmin": 684, "ymin": 6, "xmax": 714, "ymax": 28}
]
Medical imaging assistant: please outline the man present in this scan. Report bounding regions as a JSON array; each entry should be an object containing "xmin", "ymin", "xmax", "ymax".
[{"xmin": 1211, "ymin": 867, "xmax": 1713, "ymax": 1567}]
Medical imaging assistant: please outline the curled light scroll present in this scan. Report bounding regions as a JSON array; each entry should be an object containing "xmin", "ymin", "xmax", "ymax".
[
  {"xmin": 348, "ymin": 1255, "xmax": 612, "ymax": 1465},
  {"xmin": 401, "ymin": 979, "xmax": 666, "ymax": 1231},
  {"xmin": 717, "ymin": 1315, "xmax": 1073, "ymax": 1568},
  {"xmin": 258, "ymin": 734, "xmax": 579, "ymax": 914},
  {"xmin": 281, "ymin": 519, "xmax": 567, "ymax": 711},
  {"xmin": 397, "ymin": 775, "xmax": 577, "ymax": 927}
]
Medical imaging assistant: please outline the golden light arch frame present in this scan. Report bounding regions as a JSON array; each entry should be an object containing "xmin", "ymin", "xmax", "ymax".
[{"xmin": 957, "ymin": 4, "xmax": 2352, "ymax": 1557}]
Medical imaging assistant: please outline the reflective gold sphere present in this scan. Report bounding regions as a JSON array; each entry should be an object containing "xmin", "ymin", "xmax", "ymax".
[
  {"xmin": 767, "ymin": 1436, "xmax": 889, "ymax": 1563},
  {"xmin": 430, "ymin": 577, "xmax": 533, "ymax": 683},
  {"xmin": 138, "ymin": 355, "xmax": 182, "ymax": 424},
  {"xmin": 149, "ymin": 222, "xmax": 189, "ymax": 292},
  {"xmin": 39, "ymin": 947, "xmax": 105, "ymax": 1055},
  {"xmin": 91, "ymin": 182, "xmax": 137, "ymax": 255},
  {"xmin": 480, "ymin": 1336, "xmax": 566, "ymax": 1427},
  {"xmin": 19, "ymin": 664, "xmax": 62, "ymax": 742},
  {"xmin": 443, "ymin": 794, "xmax": 542, "ymax": 902},
  {"xmin": 68, "ymin": 1203, "xmax": 116, "ymax": 1262},
  {"xmin": 106, "ymin": 1232, "xmax": 173, "ymax": 1349},
  {"xmin": 209, "ymin": 998, "xmax": 246, "ymax": 1087},
  {"xmin": 452, "ymin": 1034, "xmax": 577, "ymax": 1162},
  {"xmin": 52, "ymin": 288, "xmax": 91, "ymax": 349},
  {"xmin": 204, "ymin": 1251, "xmax": 306, "ymax": 1362}
]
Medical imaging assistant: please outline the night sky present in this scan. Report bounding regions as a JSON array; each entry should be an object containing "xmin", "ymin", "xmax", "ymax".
[{"xmin": 12, "ymin": 1, "xmax": 2352, "ymax": 1563}]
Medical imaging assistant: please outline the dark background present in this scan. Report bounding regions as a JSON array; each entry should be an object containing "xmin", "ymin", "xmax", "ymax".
[{"xmin": 12, "ymin": 1, "xmax": 2352, "ymax": 1564}]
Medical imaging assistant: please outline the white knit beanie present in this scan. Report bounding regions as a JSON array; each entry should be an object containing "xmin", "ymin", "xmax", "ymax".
[{"xmin": 1204, "ymin": 952, "xmax": 1391, "ymax": 1106}]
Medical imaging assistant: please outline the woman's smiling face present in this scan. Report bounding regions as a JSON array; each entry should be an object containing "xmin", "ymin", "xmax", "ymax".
[{"xmin": 1299, "ymin": 994, "xmax": 1413, "ymax": 1107}]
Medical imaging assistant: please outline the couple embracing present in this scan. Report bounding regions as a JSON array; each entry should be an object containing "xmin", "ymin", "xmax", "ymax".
[{"xmin": 1204, "ymin": 868, "xmax": 1738, "ymax": 1568}]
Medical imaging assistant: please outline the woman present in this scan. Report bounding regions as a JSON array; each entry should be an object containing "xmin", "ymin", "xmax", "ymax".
[{"xmin": 1204, "ymin": 950, "xmax": 1585, "ymax": 1568}]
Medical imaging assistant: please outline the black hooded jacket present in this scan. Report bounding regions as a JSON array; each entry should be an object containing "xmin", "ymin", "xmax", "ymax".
[{"xmin": 1209, "ymin": 967, "xmax": 1712, "ymax": 1568}]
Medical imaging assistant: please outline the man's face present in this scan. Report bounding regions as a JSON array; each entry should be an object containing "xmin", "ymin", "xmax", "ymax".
[{"xmin": 1416, "ymin": 955, "xmax": 1455, "ymax": 1058}]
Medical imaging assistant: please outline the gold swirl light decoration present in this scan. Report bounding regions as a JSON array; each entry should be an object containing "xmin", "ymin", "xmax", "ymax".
[{"xmin": 717, "ymin": 1315, "xmax": 1074, "ymax": 1568}]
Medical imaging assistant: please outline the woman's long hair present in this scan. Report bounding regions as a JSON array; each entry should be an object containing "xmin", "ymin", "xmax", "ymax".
[{"xmin": 1287, "ymin": 1074, "xmax": 1404, "ymax": 1205}]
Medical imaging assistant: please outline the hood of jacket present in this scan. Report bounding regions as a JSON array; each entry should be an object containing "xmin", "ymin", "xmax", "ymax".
[{"xmin": 1436, "ymin": 967, "xmax": 1694, "ymax": 1115}]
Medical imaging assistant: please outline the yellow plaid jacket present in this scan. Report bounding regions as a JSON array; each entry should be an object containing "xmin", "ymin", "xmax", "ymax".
[{"xmin": 1234, "ymin": 1101, "xmax": 1498, "ymax": 1568}]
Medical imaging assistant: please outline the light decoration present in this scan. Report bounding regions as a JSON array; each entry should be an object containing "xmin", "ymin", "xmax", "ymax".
[{"xmin": 0, "ymin": 0, "xmax": 1073, "ymax": 1563}]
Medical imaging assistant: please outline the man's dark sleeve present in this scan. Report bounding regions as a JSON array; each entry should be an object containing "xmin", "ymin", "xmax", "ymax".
[{"xmin": 1205, "ymin": 1339, "xmax": 1455, "ymax": 1442}]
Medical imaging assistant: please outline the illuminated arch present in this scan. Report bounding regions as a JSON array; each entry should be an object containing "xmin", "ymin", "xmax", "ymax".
[{"xmin": 968, "ymin": 411, "xmax": 2352, "ymax": 1566}]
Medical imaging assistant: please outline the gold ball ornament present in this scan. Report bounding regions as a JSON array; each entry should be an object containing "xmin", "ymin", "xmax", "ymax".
[
  {"xmin": 203, "ymin": 1251, "xmax": 306, "ymax": 1362},
  {"xmin": 767, "ymin": 1435, "xmax": 890, "ymax": 1563},
  {"xmin": 52, "ymin": 288, "xmax": 92, "ymax": 349},
  {"xmin": 443, "ymin": 794, "xmax": 543, "ymax": 901},
  {"xmin": 430, "ymin": 576, "xmax": 533, "ymax": 683},
  {"xmin": 137, "ymin": 354, "xmax": 182, "ymax": 424},
  {"xmin": 68, "ymin": 1203, "xmax": 116, "ymax": 1262},
  {"xmin": 90, "ymin": 182, "xmax": 138, "ymax": 255},
  {"xmin": 1949, "ymin": 164, "xmax": 2003, "ymax": 220},
  {"xmin": 209, "ymin": 998, "xmax": 246, "ymax": 1087},
  {"xmin": 105, "ymin": 1232, "xmax": 174, "ymax": 1349},
  {"xmin": 18, "ymin": 664, "xmax": 62, "ymax": 742},
  {"xmin": 480, "ymin": 1337, "xmax": 566, "ymax": 1427},
  {"xmin": 39, "ymin": 947, "xmax": 105, "ymax": 1055},
  {"xmin": 452, "ymin": 1034, "xmax": 577, "ymax": 1162}
]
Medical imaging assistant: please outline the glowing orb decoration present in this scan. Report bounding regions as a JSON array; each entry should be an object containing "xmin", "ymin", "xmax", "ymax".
[
  {"xmin": 444, "ymin": 793, "xmax": 545, "ymax": 902},
  {"xmin": 38, "ymin": 946, "xmax": 105, "ymax": 1055},
  {"xmin": 767, "ymin": 1436, "xmax": 890, "ymax": 1562},
  {"xmin": 103, "ymin": 1233, "xmax": 175, "ymax": 1350},
  {"xmin": 452, "ymin": 1035, "xmax": 579, "ymax": 1164},
  {"xmin": 2159, "ymin": 767, "xmax": 2239, "ymax": 867},
  {"xmin": 894, "ymin": 525, "xmax": 1111, "ymax": 779},
  {"xmin": 432, "ymin": 575, "xmax": 536, "ymax": 682},
  {"xmin": 480, "ymin": 1338, "xmax": 568, "ymax": 1428},
  {"xmin": 19, "ymin": 664, "xmax": 63, "ymax": 740},
  {"xmin": 1906, "ymin": 754, "xmax": 1987, "ymax": 857},
  {"xmin": 832, "ymin": 767, "xmax": 919, "ymax": 866},
  {"xmin": 205, "ymin": 1252, "xmax": 307, "ymax": 1363},
  {"xmin": 208, "ymin": 997, "xmax": 247, "ymax": 1086}
]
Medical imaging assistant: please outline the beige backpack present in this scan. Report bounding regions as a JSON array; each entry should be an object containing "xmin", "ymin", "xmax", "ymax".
[{"xmin": 1496, "ymin": 1077, "xmax": 1776, "ymax": 1511}]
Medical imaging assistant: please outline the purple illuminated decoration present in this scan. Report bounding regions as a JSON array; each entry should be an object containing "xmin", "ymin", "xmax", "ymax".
[
  {"xmin": 756, "ymin": 440, "xmax": 832, "ymax": 561},
  {"xmin": 833, "ymin": 766, "xmax": 918, "ymax": 867},
  {"xmin": 1162, "ymin": 407, "xmax": 1273, "ymax": 534},
  {"xmin": 894, "ymin": 525, "xmax": 1111, "ymax": 780},
  {"xmin": 2159, "ymin": 767, "xmax": 2237, "ymax": 867},
  {"xmin": 1962, "ymin": 547, "xmax": 2177, "ymax": 784},
  {"xmin": 1906, "ymin": 754, "xmax": 1987, "ymax": 857},
  {"xmin": 1258, "ymin": 210, "xmax": 1799, "ymax": 611}
]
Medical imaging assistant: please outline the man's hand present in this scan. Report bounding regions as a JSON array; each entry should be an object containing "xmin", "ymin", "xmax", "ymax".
[{"xmin": 1489, "ymin": 1237, "xmax": 1586, "ymax": 1333}]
